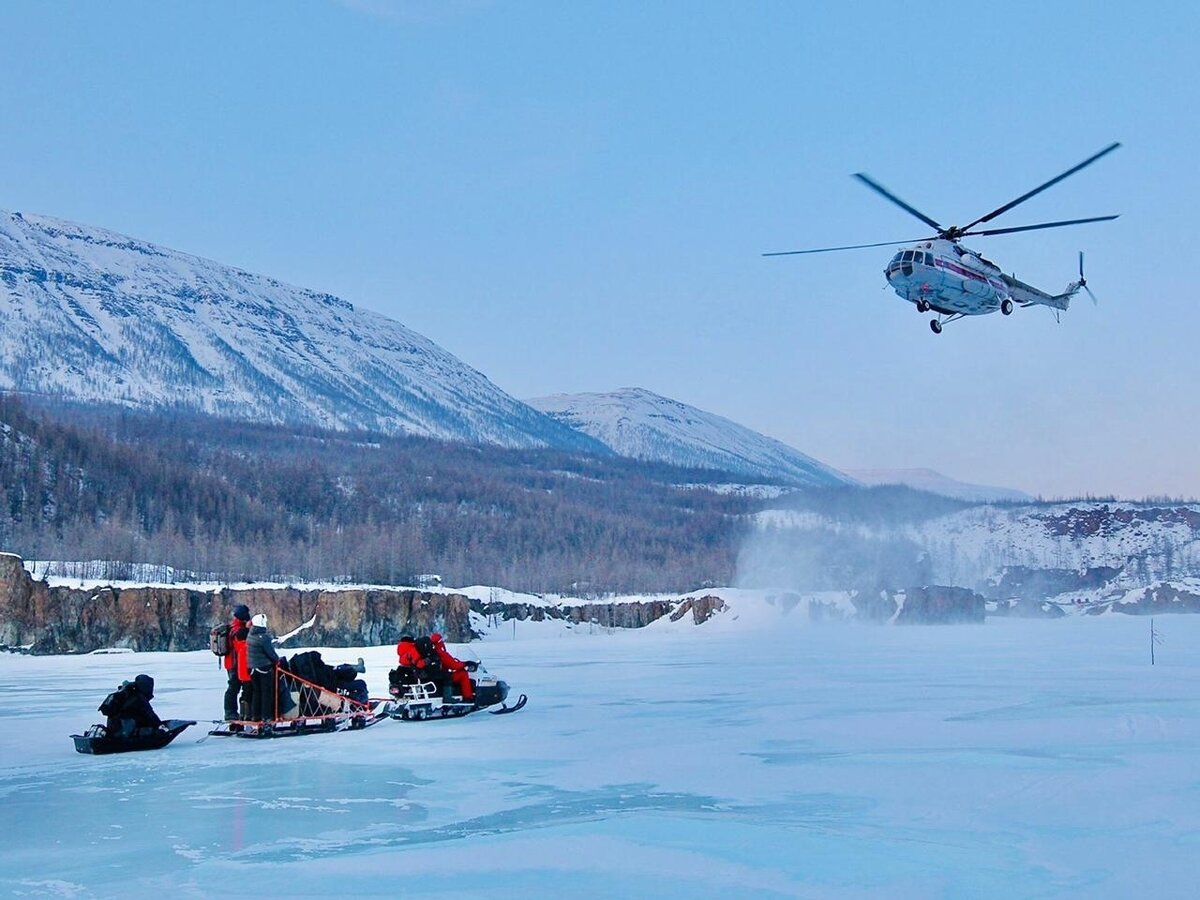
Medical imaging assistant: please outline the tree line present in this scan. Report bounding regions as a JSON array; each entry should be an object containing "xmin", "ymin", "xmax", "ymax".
[{"xmin": 0, "ymin": 394, "xmax": 762, "ymax": 593}]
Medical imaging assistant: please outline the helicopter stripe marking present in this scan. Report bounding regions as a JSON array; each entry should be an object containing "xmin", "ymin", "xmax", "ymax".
[{"xmin": 934, "ymin": 259, "xmax": 1004, "ymax": 289}]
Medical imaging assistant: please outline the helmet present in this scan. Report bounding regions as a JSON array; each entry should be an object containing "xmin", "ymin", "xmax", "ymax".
[
  {"xmin": 251, "ymin": 613, "xmax": 268, "ymax": 628},
  {"xmin": 431, "ymin": 632, "xmax": 443, "ymax": 643}
]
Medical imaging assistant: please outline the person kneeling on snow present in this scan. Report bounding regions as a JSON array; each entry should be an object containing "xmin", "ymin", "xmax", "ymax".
[
  {"xmin": 430, "ymin": 633, "xmax": 475, "ymax": 702},
  {"xmin": 102, "ymin": 674, "xmax": 164, "ymax": 737}
]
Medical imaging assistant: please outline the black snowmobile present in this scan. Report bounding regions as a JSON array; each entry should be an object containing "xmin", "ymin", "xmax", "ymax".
[
  {"xmin": 387, "ymin": 659, "xmax": 526, "ymax": 721},
  {"xmin": 210, "ymin": 651, "xmax": 389, "ymax": 739},
  {"xmin": 72, "ymin": 720, "xmax": 196, "ymax": 755}
]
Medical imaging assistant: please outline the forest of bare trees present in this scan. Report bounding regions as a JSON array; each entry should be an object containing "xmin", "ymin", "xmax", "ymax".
[{"xmin": 0, "ymin": 394, "xmax": 761, "ymax": 592}]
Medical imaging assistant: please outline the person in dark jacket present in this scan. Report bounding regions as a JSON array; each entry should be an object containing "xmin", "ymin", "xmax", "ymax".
[
  {"xmin": 105, "ymin": 674, "xmax": 163, "ymax": 737},
  {"xmin": 247, "ymin": 613, "xmax": 282, "ymax": 722},
  {"xmin": 430, "ymin": 632, "xmax": 475, "ymax": 702},
  {"xmin": 223, "ymin": 604, "xmax": 253, "ymax": 720}
]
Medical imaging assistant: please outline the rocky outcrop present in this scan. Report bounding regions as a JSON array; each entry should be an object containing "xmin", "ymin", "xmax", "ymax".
[
  {"xmin": 850, "ymin": 585, "xmax": 986, "ymax": 624},
  {"xmin": 984, "ymin": 566, "xmax": 1122, "ymax": 601},
  {"xmin": 987, "ymin": 597, "xmax": 1067, "ymax": 619},
  {"xmin": 895, "ymin": 586, "xmax": 985, "ymax": 625},
  {"xmin": 1086, "ymin": 583, "xmax": 1200, "ymax": 616},
  {"xmin": 669, "ymin": 595, "xmax": 726, "ymax": 625},
  {"xmin": 0, "ymin": 556, "xmax": 477, "ymax": 653},
  {"xmin": 1, "ymin": 553, "xmax": 730, "ymax": 654}
]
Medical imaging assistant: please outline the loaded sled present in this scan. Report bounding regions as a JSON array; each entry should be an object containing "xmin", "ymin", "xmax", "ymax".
[
  {"xmin": 210, "ymin": 651, "xmax": 389, "ymax": 739},
  {"xmin": 388, "ymin": 661, "xmax": 526, "ymax": 721},
  {"xmin": 72, "ymin": 719, "xmax": 197, "ymax": 755}
]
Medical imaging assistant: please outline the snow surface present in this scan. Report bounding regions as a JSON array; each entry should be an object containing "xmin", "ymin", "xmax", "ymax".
[
  {"xmin": 527, "ymin": 388, "xmax": 853, "ymax": 487},
  {"xmin": 3, "ymin": 612, "xmax": 1199, "ymax": 898},
  {"xmin": 0, "ymin": 210, "xmax": 599, "ymax": 451}
]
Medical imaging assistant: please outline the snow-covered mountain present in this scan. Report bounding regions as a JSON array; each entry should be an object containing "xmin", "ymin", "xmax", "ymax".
[
  {"xmin": 844, "ymin": 468, "xmax": 1034, "ymax": 502},
  {"xmin": 0, "ymin": 210, "xmax": 602, "ymax": 451},
  {"xmin": 527, "ymin": 387, "xmax": 854, "ymax": 487}
]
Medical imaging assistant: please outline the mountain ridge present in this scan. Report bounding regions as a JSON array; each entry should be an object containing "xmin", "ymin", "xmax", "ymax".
[
  {"xmin": 0, "ymin": 208, "xmax": 602, "ymax": 452},
  {"xmin": 527, "ymin": 387, "xmax": 853, "ymax": 487}
]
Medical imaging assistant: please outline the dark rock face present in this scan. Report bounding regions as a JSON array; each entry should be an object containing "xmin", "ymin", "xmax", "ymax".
[
  {"xmin": 987, "ymin": 597, "xmax": 1067, "ymax": 619},
  {"xmin": 1036, "ymin": 505, "xmax": 1200, "ymax": 538},
  {"xmin": 895, "ymin": 586, "xmax": 985, "ymax": 625},
  {"xmin": 669, "ymin": 595, "xmax": 726, "ymax": 625},
  {"xmin": 986, "ymin": 566, "xmax": 1122, "ymax": 600},
  {"xmin": 1088, "ymin": 584, "xmax": 1200, "ymax": 616},
  {"xmin": 1, "ymin": 553, "xmax": 726, "ymax": 654},
  {"xmin": 850, "ymin": 585, "xmax": 986, "ymax": 624}
]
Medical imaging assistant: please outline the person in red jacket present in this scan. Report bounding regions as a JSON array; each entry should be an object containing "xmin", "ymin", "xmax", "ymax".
[
  {"xmin": 223, "ymin": 604, "xmax": 252, "ymax": 720},
  {"xmin": 430, "ymin": 632, "xmax": 475, "ymax": 702},
  {"xmin": 396, "ymin": 634, "xmax": 427, "ymax": 671}
]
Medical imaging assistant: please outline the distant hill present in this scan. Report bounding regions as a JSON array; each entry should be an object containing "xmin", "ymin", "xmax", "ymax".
[
  {"xmin": 527, "ymin": 387, "xmax": 854, "ymax": 487},
  {"xmin": 844, "ymin": 468, "xmax": 1034, "ymax": 502},
  {"xmin": 0, "ymin": 209, "xmax": 601, "ymax": 452}
]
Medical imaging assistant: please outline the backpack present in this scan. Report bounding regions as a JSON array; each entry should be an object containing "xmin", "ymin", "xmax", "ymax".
[
  {"xmin": 99, "ymin": 683, "xmax": 130, "ymax": 716},
  {"xmin": 210, "ymin": 623, "xmax": 232, "ymax": 656}
]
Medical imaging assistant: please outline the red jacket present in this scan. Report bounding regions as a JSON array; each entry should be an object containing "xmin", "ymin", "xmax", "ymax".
[
  {"xmin": 397, "ymin": 639, "xmax": 426, "ymax": 669},
  {"xmin": 431, "ymin": 636, "xmax": 466, "ymax": 673},
  {"xmin": 225, "ymin": 618, "xmax": 251, "ymax": 682}
]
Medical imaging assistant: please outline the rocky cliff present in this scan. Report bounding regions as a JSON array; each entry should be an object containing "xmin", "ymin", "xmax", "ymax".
[{"xmin": 0, "ymin": 553, "xmax": 712, "ymax": 654}]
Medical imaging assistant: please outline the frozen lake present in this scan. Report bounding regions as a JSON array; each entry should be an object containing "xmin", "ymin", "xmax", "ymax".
[{"xmin": 2, "ymin": 613, "xmax": 1199, "ymax": 898}]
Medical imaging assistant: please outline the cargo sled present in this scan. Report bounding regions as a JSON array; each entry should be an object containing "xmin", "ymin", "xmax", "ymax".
[
  {"xmin": 72, "ymin": 719, "xmax": 197, "ymax": 755},
  {"xmin": 210, "ymin": 651, "xmax": 389, "ymax": 739}
]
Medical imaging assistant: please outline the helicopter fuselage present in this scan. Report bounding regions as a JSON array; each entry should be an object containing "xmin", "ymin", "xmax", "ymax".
[{"xmin": 884, "ymin": 239, "xmax": 1008, "ymax": 316}]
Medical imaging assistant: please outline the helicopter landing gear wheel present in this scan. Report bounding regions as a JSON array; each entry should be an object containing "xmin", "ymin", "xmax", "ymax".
[
  {"xmin": 930, "ymin": 319, "xmax": 942, "ymax": 335},
  {"xmin": 1001, "ymin": 298, "xmax": 1014, "ymax": 316},
  {"xmin": 916, "ymin": 299, "xmax": 929, "ymax": 313}
]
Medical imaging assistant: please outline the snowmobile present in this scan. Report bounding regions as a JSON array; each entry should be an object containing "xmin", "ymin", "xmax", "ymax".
[
  {"xmin": 72, "ymin": 719, "xmax": 196, "ymax": 755},
  {"xmin": 209, "ymin": 651, "xmax": 390, "ymax": 739},
  {"xmin": 387, "ymin": 660, "xmax": 526, "ymax": 721}
]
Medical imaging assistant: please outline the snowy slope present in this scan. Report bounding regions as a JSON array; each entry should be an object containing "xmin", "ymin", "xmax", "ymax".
[
  {"xmin": 755, "ymin": 500, "xmax": 1200, "ymax": 588},
  {"xmin": 844, "ymin": 467, "xmax": 1034, "ymax": 502},
  {"xmin": 527, "ymin": 387, "xmax": 853, "ymax": 487},
  {"xmin": 0, "ymin": 210, "xmax": 602, "ymax": 450}
]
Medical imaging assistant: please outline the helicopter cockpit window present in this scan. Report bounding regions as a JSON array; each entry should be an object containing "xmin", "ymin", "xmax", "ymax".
[
  {"xmin": 925, "ymin": 253, "xmax": 934, "ymax": 265},
  {"xmin": 902, "ymin": 251, "xmax": 913, "ymax": 261}
]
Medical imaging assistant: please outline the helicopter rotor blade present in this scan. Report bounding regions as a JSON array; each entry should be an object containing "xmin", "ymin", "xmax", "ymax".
[
  {"xmin": 959, "ymin": 143, "xmax": 1121, "ymax": 232},
  {"xmin": 852, "ymin": 174, "xmax": 944, "ymax": 232},
  {"xmin": 763, "ymin": 237, "xmax": 933, "ymax": 257},
  {"xmin": 961, "ymin": 215, "xmax": 1118, "ymax": 238}
]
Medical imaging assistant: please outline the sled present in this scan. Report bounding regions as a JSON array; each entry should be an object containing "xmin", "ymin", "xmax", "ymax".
[
  {"xmin": 208, "ymin": 703, "xmax": 391, "ymax": 739},
  {"xmin": 208, "ymin": 663, "xmax": 391, "ymax": 739},
  {"xmin": 72, "ymin": 719, "xmax": 197, "ymax": 755}
]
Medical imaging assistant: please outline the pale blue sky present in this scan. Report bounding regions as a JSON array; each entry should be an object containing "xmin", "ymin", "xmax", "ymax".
[{"xmin": 0, "ymin": 1, "xmax": 1195, "ymax": 498}]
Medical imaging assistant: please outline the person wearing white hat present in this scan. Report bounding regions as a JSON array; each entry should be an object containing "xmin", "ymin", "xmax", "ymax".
[{"xmin": 246, "ymin": 613, "xmax": 281, "ymax": 722}]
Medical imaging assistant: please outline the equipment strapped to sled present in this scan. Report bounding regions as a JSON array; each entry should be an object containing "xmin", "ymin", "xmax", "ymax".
[{"xmin": 208, "ymin": 664, "xmax": 389, "ymax": 739}]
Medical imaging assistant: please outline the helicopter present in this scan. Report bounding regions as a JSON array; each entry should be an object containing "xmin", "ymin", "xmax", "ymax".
[{"xmin": 765, "ymin": 143, "xmax": 1120, "ymax": 334}]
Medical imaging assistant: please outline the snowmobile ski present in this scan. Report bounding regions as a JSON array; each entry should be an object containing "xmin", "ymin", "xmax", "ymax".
[{"xmin": 488, "ymin": 694, "xmax": 527, "ymax": 715}]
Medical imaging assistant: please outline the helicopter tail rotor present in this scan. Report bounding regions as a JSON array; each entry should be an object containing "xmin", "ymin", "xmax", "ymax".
[{"xmin": 1077, "ymin": 251, "xmax": 1098, "ymax": 305}]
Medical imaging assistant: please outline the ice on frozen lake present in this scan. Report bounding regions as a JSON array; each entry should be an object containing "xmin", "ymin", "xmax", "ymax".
[{"xmin": 2, "ymin": 612, "xmax": 1199, "ymax": 898}]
